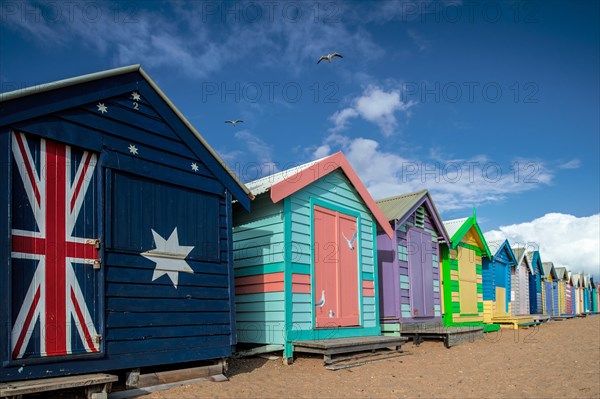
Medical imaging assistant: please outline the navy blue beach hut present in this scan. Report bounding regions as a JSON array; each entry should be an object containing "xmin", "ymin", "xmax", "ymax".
[
  {"xmin": 526, "ymin": 250, "xmax": 544, "ymax": 315},
  {"xmin": 0, "ymin": 65, "xmax": 252, "ymax": 382}
]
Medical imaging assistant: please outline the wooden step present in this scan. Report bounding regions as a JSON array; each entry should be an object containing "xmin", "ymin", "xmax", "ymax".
[
  {"xmin": 292, "ymin": 336, "xmax": 408, "ymax": 365},
  {"xmin": 401, "ymin": 326, "xmax": 484, "ymax": 348},
  {"xmin": 0, "ymin": 373, "xmax": 117, "ymax": 399}
]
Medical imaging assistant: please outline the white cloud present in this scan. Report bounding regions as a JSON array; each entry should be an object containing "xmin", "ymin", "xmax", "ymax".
[
  {"xmin": 233, "ymin": 130, "xmax": 278, "ymax": 179},
  {"xmin": 4, "ymin": 1, "xmax": 384, "ymax": 79},
  {"xmin": 313, "ymin": 134, "xmax": 553, "ymax": 212},
  {"xmin": 485, "ymin": 213, "xmax": 600, "ymax": 278},
  {"xmin": 558, "ymin": 159, "xmax": 581, "ymax": 169},
  {"xmin": 313, "ymin": 144, "xmax": 332, "ymax": 159},
  {"xmin": 329, "ymin": 85, "xmax": 417, "ymax": 136},
  {"xmin": 407, "ymin": 29, "xmax": 431, "ymax": 52}
]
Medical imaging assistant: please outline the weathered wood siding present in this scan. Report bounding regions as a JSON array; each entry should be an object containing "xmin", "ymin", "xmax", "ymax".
[
  {"xmin": 233, "ymin": 194, "xmax": 285, "ymax": 345},
  {"xmin": 391, "ymin": 208, "xmax": 441, "ymax": 323},
  {"xmin": 441, "ymin": 227, "xmax": 485, "ymax": 327},
  {"xmin": 511, "ymin": 260, "xmax": 530, "ymax": 316},
  {"xmin": 482, "ymin": 244, "xmax": 512, "ymax": 322}
]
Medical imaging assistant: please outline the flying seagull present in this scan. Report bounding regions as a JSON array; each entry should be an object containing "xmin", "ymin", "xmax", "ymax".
[
  {"xmin": 342, "ymin": 231, "xmax": 358, "ymax": 251},
  {"xmin": 225, "ymin": 120, "xmax": 243, "ymax": 126},
  {"xmin": 315, "ymin": 290, "xmax": 325, "ymax": 308},
  {"xmin": 317, "ymin": 53, "xmax": 343, "ymax": 64}
]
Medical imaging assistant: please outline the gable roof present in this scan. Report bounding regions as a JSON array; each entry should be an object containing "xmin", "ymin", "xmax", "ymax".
[
  {"xmin": 0, "ymin": 64, "xmax": 253, "ymax": 210},
  {"xmin": 572, "ymin": 273, "xmax": 581, "ymax": 287},
  {"xmin": 555, "ymin": 267, "xmax": 568, "ymax": 281},
  {"xmin": 375, "ymin": 189, "xmax": 450, "ymax": 243},
  {"xmin": 525, "ymin": 250, "xmax": 544, "ymax": 276},
  {"xmin": 442, "ymin": 215, "xmax": 491, "ymax": 258},
  {"xmin": 542, "ymin": 262, "xmax": 558, "ymax": 280},
  {"xmin": 511, "ymin": 246, "xmax": 534, "ymax": 274},
  {"xmin": 245, "ymin": 152, "xmax": 394, "ymax": 238},
  {"xmin": 488, "ymin": 239, "xmax": 518, "ymax": 266}
]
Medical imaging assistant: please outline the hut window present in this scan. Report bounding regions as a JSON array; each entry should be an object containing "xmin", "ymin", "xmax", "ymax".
[{"xmin": 415, "ymin": 206, "xmax": 425, "ymax": 228}]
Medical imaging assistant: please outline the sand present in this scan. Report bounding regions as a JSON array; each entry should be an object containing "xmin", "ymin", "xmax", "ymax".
[{"xmin": 147, "ymin": 316, "xmax": 600, "ymax": 399}]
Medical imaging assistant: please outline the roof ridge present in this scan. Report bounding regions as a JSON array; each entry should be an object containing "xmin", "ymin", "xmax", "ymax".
[{"xmin": 375, "ymin": 189, "xmax": 428, "ymax": 203}]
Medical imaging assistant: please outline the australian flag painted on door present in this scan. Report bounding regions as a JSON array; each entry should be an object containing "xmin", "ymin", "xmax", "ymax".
[{"xmin": 11, "ymin": 132, "xmax": 101, "ymax": 359}]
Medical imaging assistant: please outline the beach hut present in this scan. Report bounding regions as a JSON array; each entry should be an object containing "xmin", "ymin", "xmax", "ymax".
[
  {"xmin": 583, "ymin": 274, "xmax": 591, "ymax": 313},
  {"xmin": 232, "ymin": 152, "xmax": 405, "ymax": 364},
  {"xmin": 573, "ymin": 274, "xmax": 582, "ymax": 315},
  {"xmin": 526, "ymin": 250, "xmax": 544, "ymax": 315},
  {"xmin": 375, "ymin": 191, "xmax": 477, "ymax": 346},
  {"xmin": 555, "ymin": 267, "xmax": 568, "ymax": 315},
  {"xmin": 592, "ymin": 277, "xmax": 599, "ymax": 313},
  {"xmin": 440, "ymin": 214, "xmax": 498, "ymax": 332},
  {"xmin": 510, "ymin": 247, "xmax": 533, "ymax": 317},
  {"xmin": 565, "ymin": 272, "xmax": 574, "ymax": 315},
  {"xmin": 482, "ymin": 240, "xmax": 532, "ymax": 329},
  {"xmin": 541, "ymin": 262, "xmax": 559, "ymax": 317},
  {"xmin": 0, "ymin": 66, "xmax": 253, "ymax": 384}
]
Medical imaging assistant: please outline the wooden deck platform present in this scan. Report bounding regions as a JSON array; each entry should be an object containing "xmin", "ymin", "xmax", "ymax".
[
  {"xmin": 398, "ymin": 323, "xmax": 484, "ymax": 348},
  {"xmin": 491, "ymin": 315, "xmax": 536, "ymax": 329},
  {"xmin": 0, "ymin": 373, "xmax": 117, "ymax": 399},
  {"xmin": 531, "ymin": 314, "xmax": 552, "ymax": 322},
  {"xmin": 553, "ymin": 314, "xmax": 577, "ymax": 320},
  {"xmin": 292, "ymin": 336, "xmax": 408, "ymax": 367}
]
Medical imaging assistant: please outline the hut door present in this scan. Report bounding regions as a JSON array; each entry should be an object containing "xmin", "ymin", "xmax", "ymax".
[
  {"xmin": 457, "ymin": 246, "xmax": 479, "ymax": 315},
  {"xmin": 314, "ymin": 206, "xmax": 359, "ymax": 328},
  {"xmin": 10, "ymin": 132, "xmax": 102, "ymax": 360},
  {"xmin": 544, "ymin": 282, "xmax": 553, "ymax": 315},
  {"xmin": 407, "ymin": 228, "xmax": 434, "ymax": 317},
  {"xmin": 494, "ymin": 262, "xmax": 509, "ymax": 316},
  {"xmin": 519, "ymin": 265, "xmax": 529, "ymax": 315}
]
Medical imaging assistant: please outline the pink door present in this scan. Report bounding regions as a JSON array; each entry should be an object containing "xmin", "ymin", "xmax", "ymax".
[{"xmin": 314, "ymin": 206, "xmax": 359, "ymax": 328}]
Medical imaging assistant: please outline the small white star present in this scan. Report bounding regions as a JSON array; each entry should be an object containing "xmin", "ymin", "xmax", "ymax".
[
  {"xmin": 128, "ymin": 144, "xmax": 139, "ymax": 155},
  {"xmin": 96, "ymin": 102, "xmax": 108, "ymax": 114},
  {"xmin": 141, "ymin": 227, "xmax": 195, "ymax": 288},
  {"xmin": 191, "ymin": 163, "xmax": 199, "ymax": 172},
  {"xmin": 131, "ymin": 91, "xmax": 141, "ymax": 101}
]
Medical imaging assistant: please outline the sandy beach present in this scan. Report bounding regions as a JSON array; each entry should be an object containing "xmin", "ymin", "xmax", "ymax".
[{"xmin": 146, "ymin": 316, "xmax": 600, "ymax": 399}]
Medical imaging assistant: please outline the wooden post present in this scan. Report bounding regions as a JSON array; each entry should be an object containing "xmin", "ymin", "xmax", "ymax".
[{"xmin": 125, "ymin": 369, "xmax": 140, "ymax": 389}]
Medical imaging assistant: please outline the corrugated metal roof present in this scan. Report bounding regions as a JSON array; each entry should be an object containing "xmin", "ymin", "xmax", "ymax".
[
  {"xmin": 555, "ymin": 267, "xmax": 567, "ymax": 280},
  {"xmin": 512, "ymin": 247, "xmax": 526, "ymax": 263},
  {"xmin": 542, "ymin": 262, "xmax": 555, "ymax": 278},
  {"xmin": 0, "ymin": 64, "xmax": 253, "ymax": 201},
  {"xmin": 375, "ymin": 190, "xmax": 428, "ymax": 221},
  {"xmin": 244, "ymin": 156, "xmax": 328, "ymax": 196},
  {"xmin": 487, "ymin": 239, "xmax": 506, "ymax": 254},
  {"xmin": 510, "ymin": 246, "xmax": 534, "ymax": 274},
  {"xmin": 442, "ymin": 218, "xmax": 468, "ymax": 239}
]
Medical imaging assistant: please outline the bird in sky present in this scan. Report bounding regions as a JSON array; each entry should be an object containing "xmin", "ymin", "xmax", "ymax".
[
  {"xmin": 342, "ymin": 231, "xmax": 358, "ymax": 251},
  {"xmin": 315, "ymin": 290, "xmax": 325, "ymax": 308},
  {"xmin": 225, "ymin": 120, "xmax": 243, "ymax": 126},
  {"xmin": 317, "ymin": 53, "xmax": 343, "ymax": 64}
]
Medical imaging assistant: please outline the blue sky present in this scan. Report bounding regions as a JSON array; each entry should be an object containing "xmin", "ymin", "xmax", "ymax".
[{"xmin": 1, "ymin": 1, "xmax": 598, "ymax": 276}]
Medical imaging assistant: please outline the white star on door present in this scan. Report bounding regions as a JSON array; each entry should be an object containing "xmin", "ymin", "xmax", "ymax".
[
  {"xmin": 141, "ymin": 227, "xmax": 194, "ymax": 288},
  {"xmin": 96, "ymin": 102, "xmax": 108, "ymax": 114}
]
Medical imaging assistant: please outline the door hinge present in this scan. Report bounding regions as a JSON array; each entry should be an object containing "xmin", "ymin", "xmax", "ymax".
[
  {"xmin": 83, "ymin": 258, "xmax": 102, "ymax": 269},
  {"xmin": 93, "ymin": 334, "xmax": 102, "ymax": 344},
  {"xmin": 86, "ymin": 238, "xmax": 102, "ymax": 249}
]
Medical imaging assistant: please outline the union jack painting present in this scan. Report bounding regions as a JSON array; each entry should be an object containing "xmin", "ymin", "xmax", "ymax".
[{"xmin": 10, "ymin": 132, "xmax": 101, "ymax": 359}]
